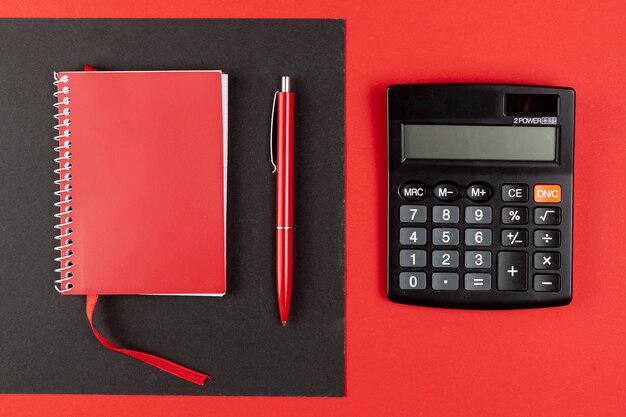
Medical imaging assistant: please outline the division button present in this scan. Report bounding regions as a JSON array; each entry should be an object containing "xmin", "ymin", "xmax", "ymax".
[
  {"xmin": 533, "ymin": 274, "xmax": 560, "ymax": 292},
  {"xmin": 399, "ymin": 182, "xmax": 427, "ymax": 201},
  {"xmin": 464, "ymin": 273, "xmax": 492, "ymax": 291},
  {"xmin": 533, "ymin": 230, "xmax": 561, "ymax": 247},
  {"xmin": 534, "ymin": 207, "xmax": 561, "ymax": 225},
  {"xmin": 502, "ymin": 184, "xmax": 529, "ymax": 202},
  {"xmin": 533, "ymin": 252, "xmax": 561, "ymax": 270},
  {"xmin": 432, "ymin": 273, "xmax": 459, "ymax": 290},
  {"xmin": 534, "ymin": 184, "xmax": 561, "ymax": 203},
  {"xmin": 433, "ymin": 183, "xmax": 459, "ymax": 201},
  {"xmin": 466, "ymin": 183, "xmax": 492, "ymax": 202},
  {"xmin": 497, "ymin": 251, "xmax": 528, "ymax": 291},
  {"xmin": 399, "ymin": 272, "xmax": 427, "ymax": 290}
]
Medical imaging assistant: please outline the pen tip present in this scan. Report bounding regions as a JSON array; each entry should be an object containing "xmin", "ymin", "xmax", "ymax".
[{"xmin": 281, "ymin": 321, "xmax": 287, "ymax": 327}]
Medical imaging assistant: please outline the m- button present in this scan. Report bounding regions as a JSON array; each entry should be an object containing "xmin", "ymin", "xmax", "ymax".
[{"xmin": 534, "ymin": 184, "xmax": 561, "ymax": 203}]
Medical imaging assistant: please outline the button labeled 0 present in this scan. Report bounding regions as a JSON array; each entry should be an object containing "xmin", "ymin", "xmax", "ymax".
[{"xmin": 534, "ymin": 184, "xmax": 561, "ymax": 203}]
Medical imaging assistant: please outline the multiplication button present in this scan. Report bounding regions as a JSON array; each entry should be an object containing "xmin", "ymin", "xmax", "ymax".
[{"xmin": 533, "ymin": 252, "xmax": 561, "ymax": 270}]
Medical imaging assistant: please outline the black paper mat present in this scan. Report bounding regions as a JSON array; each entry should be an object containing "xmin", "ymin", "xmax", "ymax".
[{"xmin": 0, "ymin": 18, "xmax": 344, "ymax": 396}]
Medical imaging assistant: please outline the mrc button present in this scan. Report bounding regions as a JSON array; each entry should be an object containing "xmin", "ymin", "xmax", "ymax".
[
  {"xmin": 502, "ymin": 184, "xmax": 528, "ymax": 202},
  {"xmin": 534, "ymin": 184, "xmax": 562, "ymax": 203},
  {"xmin": 399, "ymin": 182, "xmax": 427, "ymax": 201}
]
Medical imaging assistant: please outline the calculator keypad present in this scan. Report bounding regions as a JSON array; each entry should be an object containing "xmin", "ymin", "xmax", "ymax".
[{"xmin": 395, "ymin": 181, "xmax": 566, "ymax": 296}]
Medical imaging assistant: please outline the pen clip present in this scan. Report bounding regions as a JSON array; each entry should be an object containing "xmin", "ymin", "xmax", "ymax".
[{"xmin": 270, "ymin": 91, "xmax": 278, "ymax": 174}]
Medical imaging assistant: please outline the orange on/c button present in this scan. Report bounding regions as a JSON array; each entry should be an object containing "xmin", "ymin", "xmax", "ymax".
[{"xmin": 534, "ymin": 184, "xmax": 562, "ymax": 203}]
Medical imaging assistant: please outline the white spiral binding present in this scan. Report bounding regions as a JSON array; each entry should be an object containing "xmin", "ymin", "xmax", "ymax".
[{"xmin": 53, "ymin": 73, "xmax": 74, "ymax": 293}]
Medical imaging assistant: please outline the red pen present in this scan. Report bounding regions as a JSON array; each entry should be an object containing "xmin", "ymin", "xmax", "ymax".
[{"xmin": 272, "ymin": 76, "xmax": 294, "ymax": 326}]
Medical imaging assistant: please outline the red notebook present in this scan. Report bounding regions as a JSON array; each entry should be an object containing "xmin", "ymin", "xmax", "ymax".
[
  {"xmin": 53, "ymin": 69, "xmax": 228, "ymax": 385},
  {"xmin": 53, "ymin": 70, "xmax": 228, "ymax": 295}
]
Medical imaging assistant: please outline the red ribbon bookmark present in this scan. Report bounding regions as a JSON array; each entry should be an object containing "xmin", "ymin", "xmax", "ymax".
[{"xmin": 86, "ymin": 295, "xmax": 211, "ymax": 386}]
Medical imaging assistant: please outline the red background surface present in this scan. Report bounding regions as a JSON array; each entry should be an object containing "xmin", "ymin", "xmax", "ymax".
[{"xmin": 2, "ymin": 1, "xmax": 626, "ymax": 416}]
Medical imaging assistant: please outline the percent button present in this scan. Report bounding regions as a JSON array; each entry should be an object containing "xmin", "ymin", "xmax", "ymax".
[{"xmin": 501, "ymin": 207, "xmax": 529, "ymax": 225}]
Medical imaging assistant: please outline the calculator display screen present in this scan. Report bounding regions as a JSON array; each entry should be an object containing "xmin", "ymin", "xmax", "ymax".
[{"xmin": 403, "ymin": 124, "xmax": 557, "ymax": 161}]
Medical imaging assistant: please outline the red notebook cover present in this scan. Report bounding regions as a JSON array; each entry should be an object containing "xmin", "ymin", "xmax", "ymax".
[{"xmin": 53, "ymin": 71, "xmax": 228, "ymax": 295}]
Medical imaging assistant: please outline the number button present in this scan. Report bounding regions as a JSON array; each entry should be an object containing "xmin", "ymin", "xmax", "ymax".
[
  {"xmin": 465, "ymin": 206, "xmax": 492, "ymax": 224},
  {"xmin": 432, "ymin": 250, "xmax": 459, "ymax": 268},
  {"xmin": 399, "ymin": 182, "xmax": 427, "ymax": 201},
  {"xmin": 533, "ymin": 252, "xmax": 561, "ymax": 270},
  {"xmin": 465, "ymin": 183, "xmax": 492, "ymax": 202},
  {"xmin": 399, "ymin": 228, "xmax": 427, "ymax": 245},
  {"xmin": 502, "ymin": 184, "xmax": 528, "ymax": 202},
  {"xmin": 501, "ymin": 229, "xmax": 529, "ymax": 247},
  {"xmin": 432, "ymin": 206, "xmax": 460, "ymax": 223},
  {"xmin": 501, "ymin": 207, "xmax": 529, "ymax": 225},
  {"xmin": 399, "ymin": 272, "xmax": 427, "ymax": 290},
  {"xmin": 432, "ymin": 273, "xmax": 459, "ymax": 290},
  {"xmin": 497, "ymin": 251, "xmax": 528, "ymax": 291},
  {"xmin": 399, "ymin": 205, "xmax": 427, "ymax": 223},
  {"xmin": 464, "ymin": 251, "xmax": 492, "ymax": 268},
  {"xmin": 465, "ymin": 228, "xmax": 492, "ymax": 246},
  {"xmin": 534, "ymin": 207, "xmax": 561, "ymax": 225},
  {"xmin": 464, "ymin": 273, "xmax": 492, "ymax": 290},
  {"xmin": 433, "ymin": 183, "xmax": 459, "ymax": 201},
  {"xmin": 432, "ymin": 228, "xmax": 460, "ymax": 245},
  {"xmin": 534, "ymin": 230, "xmax": 561, "ymax": 247},
  {"xmin": 399, "ymin": 250, "xmax": 427, "ymax": 267}
]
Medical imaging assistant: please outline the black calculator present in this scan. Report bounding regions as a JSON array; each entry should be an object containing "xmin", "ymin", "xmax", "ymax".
[{"xmin": 387, "ymin": 84, "xmax": 574, "ymax": 309}]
